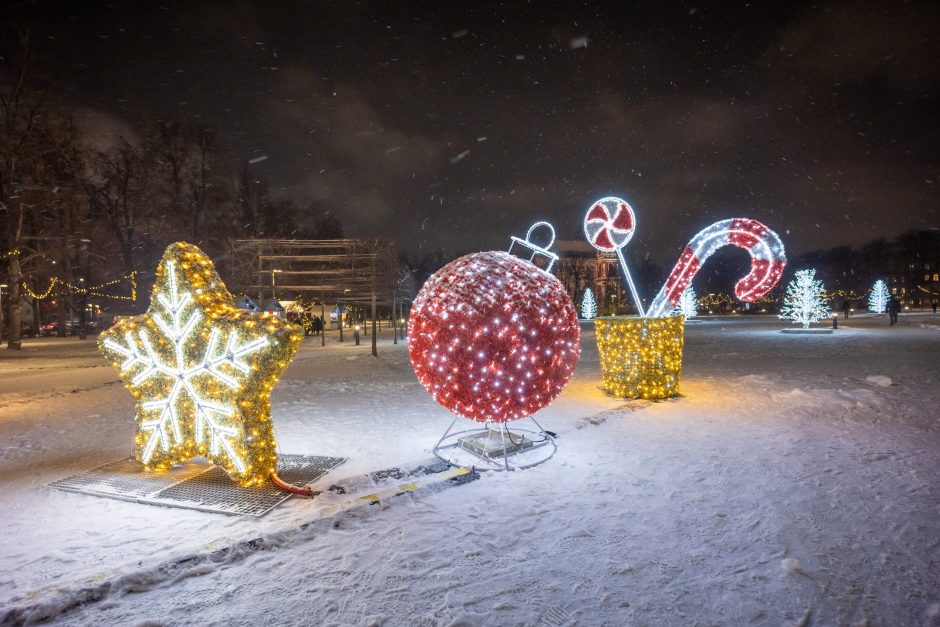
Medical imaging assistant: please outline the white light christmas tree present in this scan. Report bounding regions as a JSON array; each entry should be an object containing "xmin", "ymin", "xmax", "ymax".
[
  {"xmin": 581, "ymin": 287, "xmax": 597, "ymax": 320},
  {"xmin": 869, "ymin": 279, "xmax": 889, "ymax": 314},
  {"xmin": 779, "ymin": 269, "xmax": 831, "ymax": 329},
  {"xmin": 674, "ymin": 286, "xmax": 697, "ymax": 319}
]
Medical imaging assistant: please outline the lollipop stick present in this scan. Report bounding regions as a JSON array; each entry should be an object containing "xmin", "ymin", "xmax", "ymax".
[{"xmin": 616, "ymin": 247, "xmax": 645, "ymax": 317}]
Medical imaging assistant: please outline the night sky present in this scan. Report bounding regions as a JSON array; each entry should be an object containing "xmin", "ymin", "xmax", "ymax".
[{"xmin": 4, "ymin": 1, "xmax": 939, "ymax": 261}]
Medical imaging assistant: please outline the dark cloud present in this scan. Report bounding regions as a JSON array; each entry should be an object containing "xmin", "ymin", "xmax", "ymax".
[
  {"xmin": 764, "ymin": 1, "xmax": 940, "ymax": 88},
  {"xmin": 6, "ymin": 0, "xmax": 938, "ymax": 261}
]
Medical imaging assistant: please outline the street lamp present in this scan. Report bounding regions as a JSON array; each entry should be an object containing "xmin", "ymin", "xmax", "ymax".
[{"xmin": 270, "ymin": 269, "xmax": 283, "ymax": 302}]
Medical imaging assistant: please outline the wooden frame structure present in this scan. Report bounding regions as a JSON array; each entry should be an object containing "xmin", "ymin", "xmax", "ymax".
[{"xmin": 235, "ymin": 239, "xmax": 402, "ymax": 354}]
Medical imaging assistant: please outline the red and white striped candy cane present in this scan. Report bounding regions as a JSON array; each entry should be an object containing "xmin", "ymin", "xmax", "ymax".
[{"xmin": 646, "ymin": 218, "xmax": 787, "ymax": 318}]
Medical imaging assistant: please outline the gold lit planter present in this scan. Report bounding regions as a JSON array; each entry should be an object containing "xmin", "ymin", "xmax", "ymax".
[{"xmin": 594, "ymin": 316, "xmax": 685, "ymax": 399}]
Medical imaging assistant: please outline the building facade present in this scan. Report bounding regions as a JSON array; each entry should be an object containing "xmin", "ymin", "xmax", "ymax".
[{"xmin": 552, "ymin": 240, "xmax": 629, "ymax": 315}]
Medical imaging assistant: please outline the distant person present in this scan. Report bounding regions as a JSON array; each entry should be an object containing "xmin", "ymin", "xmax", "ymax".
[
  {"xmin": 313, "ymin": 315, "xmax": 323, "ymax": 336},
  {"xmin": 887, "ymin": 295, "xmax": 901, "ymax": 326},
  {"xmin": 841, "ymin": 300, "xmax": 851, "ymax": 320},
  {"xmin": 933, "ymin": 302, "xmax": 937, "ymax": 315}
]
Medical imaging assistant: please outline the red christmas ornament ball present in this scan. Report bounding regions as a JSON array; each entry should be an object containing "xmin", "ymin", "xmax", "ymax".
[{"xmin": 408, "ymin": 251, "xmax": 580, "ymax": 423}]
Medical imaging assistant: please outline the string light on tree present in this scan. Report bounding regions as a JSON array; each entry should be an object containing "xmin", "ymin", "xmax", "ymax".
[
  {"xmin": 869, "ymin": 280, "xmax": 889, "ymax": 314},
  {"xmin": 581, "ymin": 287, "xmax": 597, "ymax": 320},
  {"xmin": 779, "ymin": 269, "xmax": 832, "ymax": 329},
  {"xmin": 99, "ymin": 243, "xmax": 302, "ymax": 486},
  {"xmin": 22, "ymin": 273, "xmax": 137, "ymax": 302},
  {"xmin": 675, "ymin": 286, "xmax": 697, "ymax": 319}
]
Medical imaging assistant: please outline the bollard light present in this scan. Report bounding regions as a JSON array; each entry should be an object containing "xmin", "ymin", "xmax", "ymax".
[{"xmin": 354, "ymin": 324, "xmax": 360, "ymax": 346}]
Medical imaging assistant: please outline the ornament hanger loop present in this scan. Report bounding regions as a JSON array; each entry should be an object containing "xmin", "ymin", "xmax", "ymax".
[{"xmin": 508, "ymin": 221, "xmax": 560, "ymax": 272}]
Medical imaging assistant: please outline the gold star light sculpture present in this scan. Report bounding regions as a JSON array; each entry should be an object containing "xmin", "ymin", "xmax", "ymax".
[{"xmin": 99, "ymin": 242, "xmax": 302, "ymax": 486}]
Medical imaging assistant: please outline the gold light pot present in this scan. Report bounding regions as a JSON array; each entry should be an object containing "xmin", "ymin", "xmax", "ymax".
[{"xmin": 594, "ymin": 316, "xmax": 685, "ymax": 400}]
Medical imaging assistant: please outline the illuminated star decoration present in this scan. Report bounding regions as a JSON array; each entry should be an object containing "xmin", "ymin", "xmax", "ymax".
[{"xmin": 99, "ymin": 242, "xmax": 302, "ymax": 486}]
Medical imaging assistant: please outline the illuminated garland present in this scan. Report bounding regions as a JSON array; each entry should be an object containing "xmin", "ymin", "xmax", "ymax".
[
  {"xmin": 99, "ymin": 243, "xmax": 302, "ymax": 486},
  {"xmin": 21, "ymin": 273, "xmax": 138, "ymax": 302},
  {"xmin": 22, "ymin": 278, "xmax": 59, "ymax": 300},
  {"xmin": 696, "ymin": 293, "xmax": 733, "ymax": 306},
  {"xmin": 1, "ymin": 248, "xmax": 20, "ymax": 259},
  {"xmin": 829, "ymin": 289, "xmax": 869, "ymax": 300}
]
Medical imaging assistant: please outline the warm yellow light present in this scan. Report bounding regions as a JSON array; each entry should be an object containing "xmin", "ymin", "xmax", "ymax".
[
  {"xmin": 99, "ymin": 243, "xmax": 301, "ymax": 486},
  {"xmin": 594, "ymin": 316, "xmax": 685, "ymax": 400}
]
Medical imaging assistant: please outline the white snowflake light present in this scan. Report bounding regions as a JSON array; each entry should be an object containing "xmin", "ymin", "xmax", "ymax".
[
  {"xmin": 779, "ymin": 269, "xmax": 832, "ymax": 329},
  {"xmin": 869, "ymin": 279, "xmax": 889, "ymax": 314},
  {"xmin": 100, "ymin": 243, "xmax": 302, "ymax": 486}
]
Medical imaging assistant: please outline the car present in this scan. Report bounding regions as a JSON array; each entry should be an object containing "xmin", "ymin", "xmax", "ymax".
[{"xmin": 39, "ymin": 321, "xmax": 74, "ymax": 337}]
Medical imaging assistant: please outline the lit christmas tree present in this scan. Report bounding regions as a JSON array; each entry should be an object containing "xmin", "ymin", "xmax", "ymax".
[
  {"xmin": 869, "ymin": 279, "xmax": 889, "ymax": 314},
  {"xmin": 779, "ymin": 269, "xmax": 831, "ymax": 329},
  {"xmin": 581, "ymin": 287, "xmax": 597, "ymax": 320},
  {"xmin": 674, "ymin": 286, "xmax": 697, "ymax": 319}
]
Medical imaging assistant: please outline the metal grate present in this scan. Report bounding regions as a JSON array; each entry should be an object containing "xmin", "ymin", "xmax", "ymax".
[
  {"xmin": 49, "ymin": 454, "xmax": 346, "ymax": 517},
  {"xmin": 49, "ymin": 458, "xmax": 211, "ymax": 500}
]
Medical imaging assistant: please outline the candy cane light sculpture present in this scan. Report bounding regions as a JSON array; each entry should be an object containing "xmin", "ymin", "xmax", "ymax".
[{"xmin": 646, "ymin": 218, "xmax": 787, "ymax": 319}]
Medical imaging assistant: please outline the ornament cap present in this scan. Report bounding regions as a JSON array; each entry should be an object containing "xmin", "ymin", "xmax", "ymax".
[{"xmin": 508, "ymin": 221, "xmax": 560, "ymax": 272}]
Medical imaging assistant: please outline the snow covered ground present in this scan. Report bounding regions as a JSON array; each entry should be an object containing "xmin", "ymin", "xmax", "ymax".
[{"xmin": 1, "ymin": 313, "xmax": 939, "ymax": 625}]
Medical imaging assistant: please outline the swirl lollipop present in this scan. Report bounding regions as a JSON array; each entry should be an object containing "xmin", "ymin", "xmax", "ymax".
[{"xmin": 583, "ymin": 197, "xmax": 645, "ymax": 316}]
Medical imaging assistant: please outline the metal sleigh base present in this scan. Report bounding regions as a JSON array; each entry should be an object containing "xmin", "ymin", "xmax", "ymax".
[{"xmin": 432, "ymin": 415, "xmax": 557, "ymax": 471}]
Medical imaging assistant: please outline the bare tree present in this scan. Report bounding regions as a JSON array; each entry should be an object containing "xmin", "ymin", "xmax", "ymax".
[
  {"xmin": 86, "ymin": 139, "xmax": 157, "ymax": 274},
  {"xmin": 0, "ymin": 30, "xmax": 45, "ymax": 348}
]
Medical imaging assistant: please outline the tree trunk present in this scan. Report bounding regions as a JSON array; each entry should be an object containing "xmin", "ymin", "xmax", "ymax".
[
  {"xmin": 5, "ymin": 256, "xmax": 23, "ymax": 349},
  {"xmin": 56, "ymin": 255, "xmax": 71, "ymax": 337},
  {"xmin": 56, "ymin": 283, "xmax": 69, "ymax": 337},
  {"xmin": 30, "ymin": 296, "xmax": 39, "ymax": 334}
]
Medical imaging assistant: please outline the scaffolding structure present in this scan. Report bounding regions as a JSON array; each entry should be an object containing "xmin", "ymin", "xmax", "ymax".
[{"xmin": 234, "ymin": 239, "xmax": 406, "ymax": 354}]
